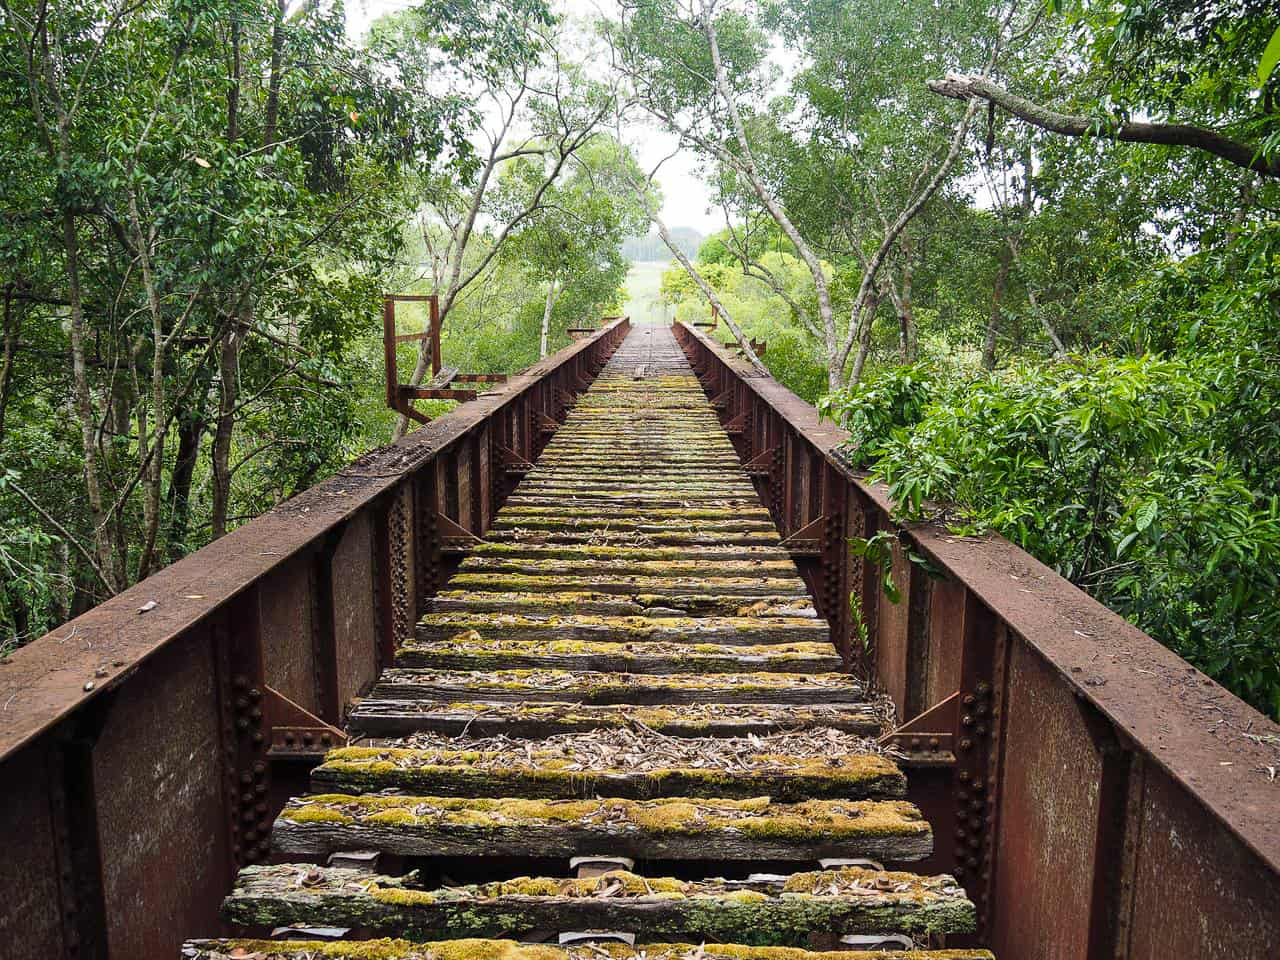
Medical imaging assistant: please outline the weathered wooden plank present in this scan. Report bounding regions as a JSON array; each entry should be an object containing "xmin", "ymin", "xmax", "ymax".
[
  {"xmin": 346, "ymin": 700, "xmax": 887, "ymax": 739},
  {"xmin": 270, "ymin": 794, "xmax": 933, "ymax": 861},
  {"xmin": 394, "ymin": 637, "xmax": 841, "ymax": 675},
  {"xmin": 424, "ymin": 593, "xmax": 818, "ymax": 620},
  {"xmin": 368, "ymin": 669, "xmax": 865, "ymax": 705},
  {"xmin": 415, "ymin": 613, "xmax": 827, "ymax": 645},
  {"xmin": 444, "ymin": 573, "xmax": 798, "ymax": 596},
  {"xmin": 310, "ymin": 737, "xmax": 904, "ymax": 800},
  {"xmin": 222, "ymin": 866, "xmax": 975, "ymax": 943}
]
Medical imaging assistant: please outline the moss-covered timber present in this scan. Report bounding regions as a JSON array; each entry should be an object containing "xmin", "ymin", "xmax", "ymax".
[
  {"xmin": 185, "ymin": 938, "xmax": 994, "ymax": 960},
  {"xmin": 222, "ymin": 866, "xmax": 975, "ymax": 943},
  {"xmin": 414, "ymin": 612, "xmax": 827, "ymax": 646},
  {"xmin": 310, "ymin": 743, "xmax": 904, "ymax": 800},
  {"xmin": 456, "ymin": 558, "xmax": 799, "ymax": 580},
  {"xmin": 393, "ymin": 636, "xmax": 841, "ymax": 675},
  {"xmin": 445, "ymin": 573, "xmax": 798, "ymax": 597},
  {"xmin": 368, "ymin": 668, "xmax": 865, "ymax": 705},
  {"xmin": 424, "ymin": 593, "xmax": 818, "ymax": 621},
  {"xmin": 346, "ymin": 700, "xmax": 886, "ymax": 740},
  {"xmin": 271, "ymin": 794, "xmax": 932, "ymax": 862}
]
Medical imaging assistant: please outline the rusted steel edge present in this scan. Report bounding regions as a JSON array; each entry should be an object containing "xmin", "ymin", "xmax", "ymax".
[
  {"xmin": 674, "ymin": 320, "xmax": 1280, "ymax": 873},
  {"xmin": 0, "ymin": 318, "xmax": 629, "ymax": 761}
]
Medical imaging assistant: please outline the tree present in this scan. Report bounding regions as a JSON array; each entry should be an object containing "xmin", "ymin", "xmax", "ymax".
[{"xmin": 386, "ymin": 13, "xmax": 618, "ymax": 437}]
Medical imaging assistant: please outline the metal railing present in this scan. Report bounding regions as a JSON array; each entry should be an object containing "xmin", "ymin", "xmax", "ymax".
[
  {"xmin": 673, "ymin": 320, "xmax": 1280, "ymax": 959},
  {"xmin": 0, "ymin": 318, "xmax": 630, "ymax": 958}
]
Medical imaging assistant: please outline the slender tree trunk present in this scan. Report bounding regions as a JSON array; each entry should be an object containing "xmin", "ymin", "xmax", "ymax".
[
  {"xmin": 62, "ymin": 210, "xmax": 119, "ymax": 590},
  {"xmin": 210, "ymin": 321, "xmax": 241, "ymax": 540},
  {"xmin": 539, "ymin": 279, "xmax": 559, "ymax": 358},
  {"xmin": 167, "ymin": 389, "xmax": 208, "ymax": 561},
  {"xmin": 984, "ymin": 245, "xmax": 1012, "ymax": 370},
  {"xmin": 263, "ymin": 1, "xmax": 285, "ymax": 148},
  {"xmin": 849, "ymin": 288, "xmax": 882, "ymax": 385},
  {"xmin": 1027, "ymin": 289, "xmax": 1067, "ymax": 357},
  {"xmin": 0, "ymin": 285, "xmax": 22, "ymax": 443}
]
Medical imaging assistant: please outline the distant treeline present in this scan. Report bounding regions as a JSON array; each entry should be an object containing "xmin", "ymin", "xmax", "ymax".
[{"xmin": 622, "ymin": 227, "xmax": 704, "ymax": 262}]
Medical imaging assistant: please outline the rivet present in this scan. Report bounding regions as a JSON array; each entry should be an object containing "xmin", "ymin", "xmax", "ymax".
[
  {"xmin": 959, "ymin": 738, "xmax": 973, "ymax": 751},
  {"xmin": 927, "ymin": 736, "xmax": 940, "ymax": 749},
  {"xmin": 233, "ymin": 675, "xmax": 249, "ymax": 690},
  {"xmin": 962, "ymin": 694, "xmax": 976, "ymax": 706},
  {"xmin": 302, "ymin": 731, "xmax": 314, "ymax": 745},
  {"xmin": 954, "ymin": 866, "xmax": 967, "ymax": 879},
  {"xmin": 976, "ymin": 724, "xmax": 988, "ymax": 736},
  {"xmin": 976, "ymin": 681, "xmax": 991, "ymax": 696},
  {"xmin": 961, "ymin": 714, "xmax": 974, "ymax": 726},
  {"xmin": 248, "ymin": 688, "xmax": 261, "ymax": 702},
  {"xmin": 251, "ymin": 732, "xmax": 263, "ymax": 745}
]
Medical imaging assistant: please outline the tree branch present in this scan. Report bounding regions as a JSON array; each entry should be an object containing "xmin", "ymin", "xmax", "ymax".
[{"xmin": 928, "ymin": 73, "xmax": 1280, "ymax": 178}]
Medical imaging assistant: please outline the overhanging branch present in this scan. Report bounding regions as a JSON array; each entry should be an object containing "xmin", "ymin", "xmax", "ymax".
[{"xmin": 928, "ymin": 73, "xmax": 1280, "ymax": 178}]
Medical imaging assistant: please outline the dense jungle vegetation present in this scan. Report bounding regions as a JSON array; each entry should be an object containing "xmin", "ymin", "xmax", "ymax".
[{"xmin": 2, "ymin": 0, "xmax": 1279, "ymax": 719}]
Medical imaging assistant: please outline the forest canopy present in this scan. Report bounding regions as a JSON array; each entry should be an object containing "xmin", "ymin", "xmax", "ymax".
[{"xmin": 2, "ymin": 0, "xmax": 1279, "ymax": 719}]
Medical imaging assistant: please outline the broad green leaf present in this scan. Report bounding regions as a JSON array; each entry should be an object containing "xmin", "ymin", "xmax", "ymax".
[{"xmin": 1258, "ymin": 25, "xmax": 1280, "ymax": 87}]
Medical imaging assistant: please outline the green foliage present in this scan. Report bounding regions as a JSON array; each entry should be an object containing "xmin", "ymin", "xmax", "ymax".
[
  {"xmin": 819, "ymin": 365, "xmax": 940, "ymax": 467},
  {"xmin": 826, "ymin": 352, "xmax": 1280, "ymax": 719}
]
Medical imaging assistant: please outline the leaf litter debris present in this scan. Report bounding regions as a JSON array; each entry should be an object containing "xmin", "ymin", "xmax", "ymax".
[{"xmin": 375, "ymin": 725, "xmax": 891, "ymax": 773}]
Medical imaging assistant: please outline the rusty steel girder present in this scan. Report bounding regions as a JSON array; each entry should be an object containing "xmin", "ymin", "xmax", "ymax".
[
  {"xmin": 0, "ymin": 318, "xmax": 629, "ymax": 959},
  {"xmin": 673, "ymin": 320, "xmax": 1280, "ymax": 960}
]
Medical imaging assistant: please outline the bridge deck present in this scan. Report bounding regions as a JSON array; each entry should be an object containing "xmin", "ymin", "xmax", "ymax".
[{"xmin": 187, "ymin": 326, "xmax": 989, "ymax": 959}]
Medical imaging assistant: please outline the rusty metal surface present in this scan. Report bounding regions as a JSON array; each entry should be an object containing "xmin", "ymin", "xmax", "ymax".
[
  {"xmin": 1125, "ymin": 762, "xmax": 1280, "ymax": 956},
  {"xmin": 987, "ymin": 637, "xmax": 1107, "ymax": 959},
  {"xmin": 0, "ymin": 744, "xmax": 65, "ymax": 958},
  {"xmin": 0, "ymin": 317, "xmax": 627, "ymax": 762},
  {"xmin": 91, "ymin": 630, "xmax": 230, "ymax": 957},
  {"xmin": 674, "ymin": 320, "xmax": 1280, "ymax": 883},
  {"xmin": 329, "ymin": 512, "xmax": 377, "ymax": 716}
]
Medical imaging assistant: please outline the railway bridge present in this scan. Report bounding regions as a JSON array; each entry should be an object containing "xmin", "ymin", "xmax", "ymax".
[{"xmin": 1, "ymin": 320, "xmax": 1277, "ymax": 959}]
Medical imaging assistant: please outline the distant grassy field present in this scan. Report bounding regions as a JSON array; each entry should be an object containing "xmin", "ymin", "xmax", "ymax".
[{"xmin": 623, "ymin": 260, "xmax": 672, "ymax": 325}]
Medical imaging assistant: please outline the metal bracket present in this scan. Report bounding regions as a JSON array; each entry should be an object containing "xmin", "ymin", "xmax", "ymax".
[
  {"xmin": 779, "ymin": 515, "xmax": 827, "ymax": 558},
  {"xmin": 437, "ymin": 512, "xmax": 483, "ymax": 554},
  {"xmin": 496, "ymin": 443, "xmax": 534, "ymax": 476},
  {"xmin": 745, "ymin": 447, "xmax": 777, "ymax": 477},
  {"xmin": 724, "ymin": 412, "xmax": 747, "ymax": 436},
  {"xmin": 710, "ymin": 387, "xmax": 733, "ymax": 410},
  {"xmin": 263, "ymin": 685, "xmax": 348, "ymax": 759},
  {"xmin": 878, "ymin": 691, "xmax": 957, "ymax": 766},
  {"xmin": 536, "ymin": 411, "xmax": 560, "ymax": 435}
]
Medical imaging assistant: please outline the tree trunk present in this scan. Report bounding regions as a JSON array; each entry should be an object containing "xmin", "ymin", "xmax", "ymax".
[
  {"xmin": 211, "ymin": 321, "xmax": 242, "ymax": 539},
  {"xmin": 539, "ymin": 280, "xmax": 559, "ymax": 358},
  {"xmin": 62, "ymin": 210, "xmax": 119, "ymax": 590},
  {"xmin": 983, "ymin": 245, "xmax": 1012, "ymax": 370},
  {"xmin": 0, "ymin": 285, "xmax": 22, "ymax": 443},
  {"xmin": 849, "ymin": 289, "xmax": 882, "ymax": 386},
  {"xmin": 167, "ymin": 387, "xmax": 208, "ymax": 561}
]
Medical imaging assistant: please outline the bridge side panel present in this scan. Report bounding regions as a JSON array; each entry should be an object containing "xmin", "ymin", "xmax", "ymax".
[
  {"xmin": 0, "ymin": 745, "xmax": 66, "ymax": 958},
  {"xmin": 0, "ymin": 318, "xmax": 629, "ymax": 958},
  {"xmin": 672, "ymin": 320, "xmax": 1280, "ymax": 960}
]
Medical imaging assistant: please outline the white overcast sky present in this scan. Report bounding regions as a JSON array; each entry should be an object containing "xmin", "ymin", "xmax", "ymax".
[{"xmin": 344, "ymin": 0, "xmax": 722, "ymax": 233}]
